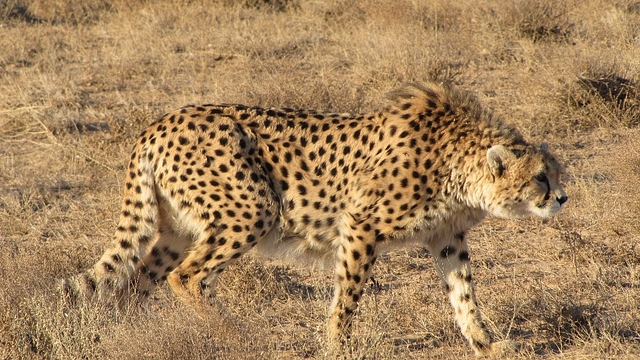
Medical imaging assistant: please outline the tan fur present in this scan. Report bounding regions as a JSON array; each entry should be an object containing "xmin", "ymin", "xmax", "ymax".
[{"xmin": 59, "ymin": 82, "xmax": 567, "ymax": 356}]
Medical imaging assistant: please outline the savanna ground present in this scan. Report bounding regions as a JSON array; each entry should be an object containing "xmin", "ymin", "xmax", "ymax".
[{"xmin": 1, "ymin": 0, "xmax": 640, "ymax": 358}]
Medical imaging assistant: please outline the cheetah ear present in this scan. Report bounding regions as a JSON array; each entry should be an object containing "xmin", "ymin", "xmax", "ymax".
[{"xmin": 487, "ymin": 145, "xmax": 515, "ymax": 177}]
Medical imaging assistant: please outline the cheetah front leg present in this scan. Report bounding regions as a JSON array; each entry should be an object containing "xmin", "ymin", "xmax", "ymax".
[
  {"xmin": 428, "ymin": 232, "xmax": 515, "ymax": 357},
  {"xmin": 327, "ymin": 227, "xmax": 378, "ymax": 353}
]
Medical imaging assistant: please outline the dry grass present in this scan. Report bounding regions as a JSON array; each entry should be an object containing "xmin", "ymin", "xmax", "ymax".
[{"xmin": 1, "ymin": 0, "xmax": 639, "ymax": 358}]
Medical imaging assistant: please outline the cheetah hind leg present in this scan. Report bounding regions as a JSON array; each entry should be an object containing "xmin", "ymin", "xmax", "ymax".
[
  {"xmin": 165, "ymin": 236, "xmax": 259, "ymax": 339},
  {"xmin": 132, "ymin": 220, "xmax": 192, "ymax": 304},
  {"xmin": 428, "ymin": 235, "xmax": 517, "ymax": 357},
  {"xmin": 166, "ymin": 224, "xmax": 271, "ymax": 320}
]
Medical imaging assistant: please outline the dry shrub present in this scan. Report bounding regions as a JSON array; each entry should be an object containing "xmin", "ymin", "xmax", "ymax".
[
  {"xmin": 629, "ymin": 2, "xmax": 640, "ymax": 15},
  {"xmin": 576, "ymin": 75, "xmax": 638, "ymax": 110},
  {"xmin": 564, "ymin": 61, "xmax": 640, "ymax": 129},
  {"xmin": 225, "ymin": 0, "xmax": 300, "ymax": 13},
  {"xmin": 513, "ymin": 0, "xmax": 575, "ymax": 43},
  {"xmin": 486, "ymin": 0, "xmax": 576, "ymax": 45},
  {"xmin": 0, "ymin": 0, "xmax": 39, "ymax": 23},
  {"xmin": 0, "ymin": 0, "xmax": 113, "ymax": 24}
]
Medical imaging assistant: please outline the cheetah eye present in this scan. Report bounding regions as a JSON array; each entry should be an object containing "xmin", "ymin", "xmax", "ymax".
[{"xmin": 534, "ymin": 173, "xmax": 548, "ymax": 184}]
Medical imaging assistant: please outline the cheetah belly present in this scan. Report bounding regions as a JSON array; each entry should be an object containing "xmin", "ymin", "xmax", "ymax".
[{"xmin": 252, "ymin": 221, "xmax": 340, "ymax": 268}]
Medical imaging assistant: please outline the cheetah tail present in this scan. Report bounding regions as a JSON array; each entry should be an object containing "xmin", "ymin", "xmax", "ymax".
[{"xmin": 59, "ymin": 149, "xmax": 159, "ymax": 306}]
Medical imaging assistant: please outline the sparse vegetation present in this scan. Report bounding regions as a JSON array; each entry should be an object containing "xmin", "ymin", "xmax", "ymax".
[{"xmin": 1, "ymin": 0, "xmax": 639, "ymax": 359}]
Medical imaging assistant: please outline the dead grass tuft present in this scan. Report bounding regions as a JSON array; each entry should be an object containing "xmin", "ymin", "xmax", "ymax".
[
  {"xmin": 226, "ymin": 0, "xmax": 300, "ymax": 13},
  {"xmin": 577, "ymin": 74, "xmax": 638, "ymax": 109},
  {"xmin": 564, "ymin": 65, "xmax": 640, "ymax": 129},
  {"xmin": 513, "ymin": 0, "xmax": 575, "ymax": 43},
  {"xmin": 0, "ymin": 0, "xmax": 115, "ymax": 25}
]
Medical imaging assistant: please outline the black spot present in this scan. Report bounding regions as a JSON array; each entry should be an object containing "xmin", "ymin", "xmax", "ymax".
[
  {"xmin": 120, "ymin": 240, "xmax": 132, "ymax": 249},
  {"xmin": 366, "ymin": 244, "xmax": 374, "ymax": 256},
  {"xmin": 103, "ymin": 262, "xmax": 115, "ymax": 272},
  {"xmin": 473, "ymin": 340, "xmax": 489, "ymax": 350},
  {"xmin": 459, "ymin": 251, "xmax": 470, "ymax": 262},
  {"xmin": 344, "ymin": 308, "xmax": 354, "ymax": 316},
  {"xmin": 440, "ymin": 246, "xmax": 456, "ymax": 258},
  {"xmin": 151, "ymin": 247, "xmax": 161, "ymax": 257}
]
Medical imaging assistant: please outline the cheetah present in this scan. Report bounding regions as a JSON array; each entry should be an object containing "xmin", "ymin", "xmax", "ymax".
[{"xmin": 59, "ymin": 82, "xmax": 567, "ymax": 356}]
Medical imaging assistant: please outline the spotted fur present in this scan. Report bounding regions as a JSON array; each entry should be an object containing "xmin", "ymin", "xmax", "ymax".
[{"xmin": 59, "ymin": 82, "xmax": 567, "ymax": 356}]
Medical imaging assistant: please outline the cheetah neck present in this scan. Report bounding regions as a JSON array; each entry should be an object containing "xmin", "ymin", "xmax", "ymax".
[
  {"xmin": 447, "ymin": 119, "xmax": 528, "ymax": 213},
  {"xmin": 374, "ymin": 101, "xmax": 526, "ymax": 218}
]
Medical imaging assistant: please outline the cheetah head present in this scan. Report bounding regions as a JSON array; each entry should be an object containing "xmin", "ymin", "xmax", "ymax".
[{"xmin": 484, "ymin": 143, "xmax": 567, "ymax": 219}]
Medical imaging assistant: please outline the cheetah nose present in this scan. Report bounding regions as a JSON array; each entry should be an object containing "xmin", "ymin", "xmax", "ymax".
[{"xmin": 557, "ymin": 195, "xmax": 568, "ymax": 205}]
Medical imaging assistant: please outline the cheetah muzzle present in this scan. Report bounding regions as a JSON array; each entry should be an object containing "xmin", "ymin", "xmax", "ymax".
[{"xmin": 59, "ymin": 82, "xmax": 567, "ymax": 356}]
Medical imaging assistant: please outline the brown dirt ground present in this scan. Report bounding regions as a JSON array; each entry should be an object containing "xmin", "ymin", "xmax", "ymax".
[{"xmin": 1, "ymin": 0, "xmax": 639, "ymax": 359}]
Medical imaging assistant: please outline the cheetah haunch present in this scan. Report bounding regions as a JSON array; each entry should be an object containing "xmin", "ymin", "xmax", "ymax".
[{"xmin": 60, "ymin": 82, "xmax": 567, "ymax": 356}]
